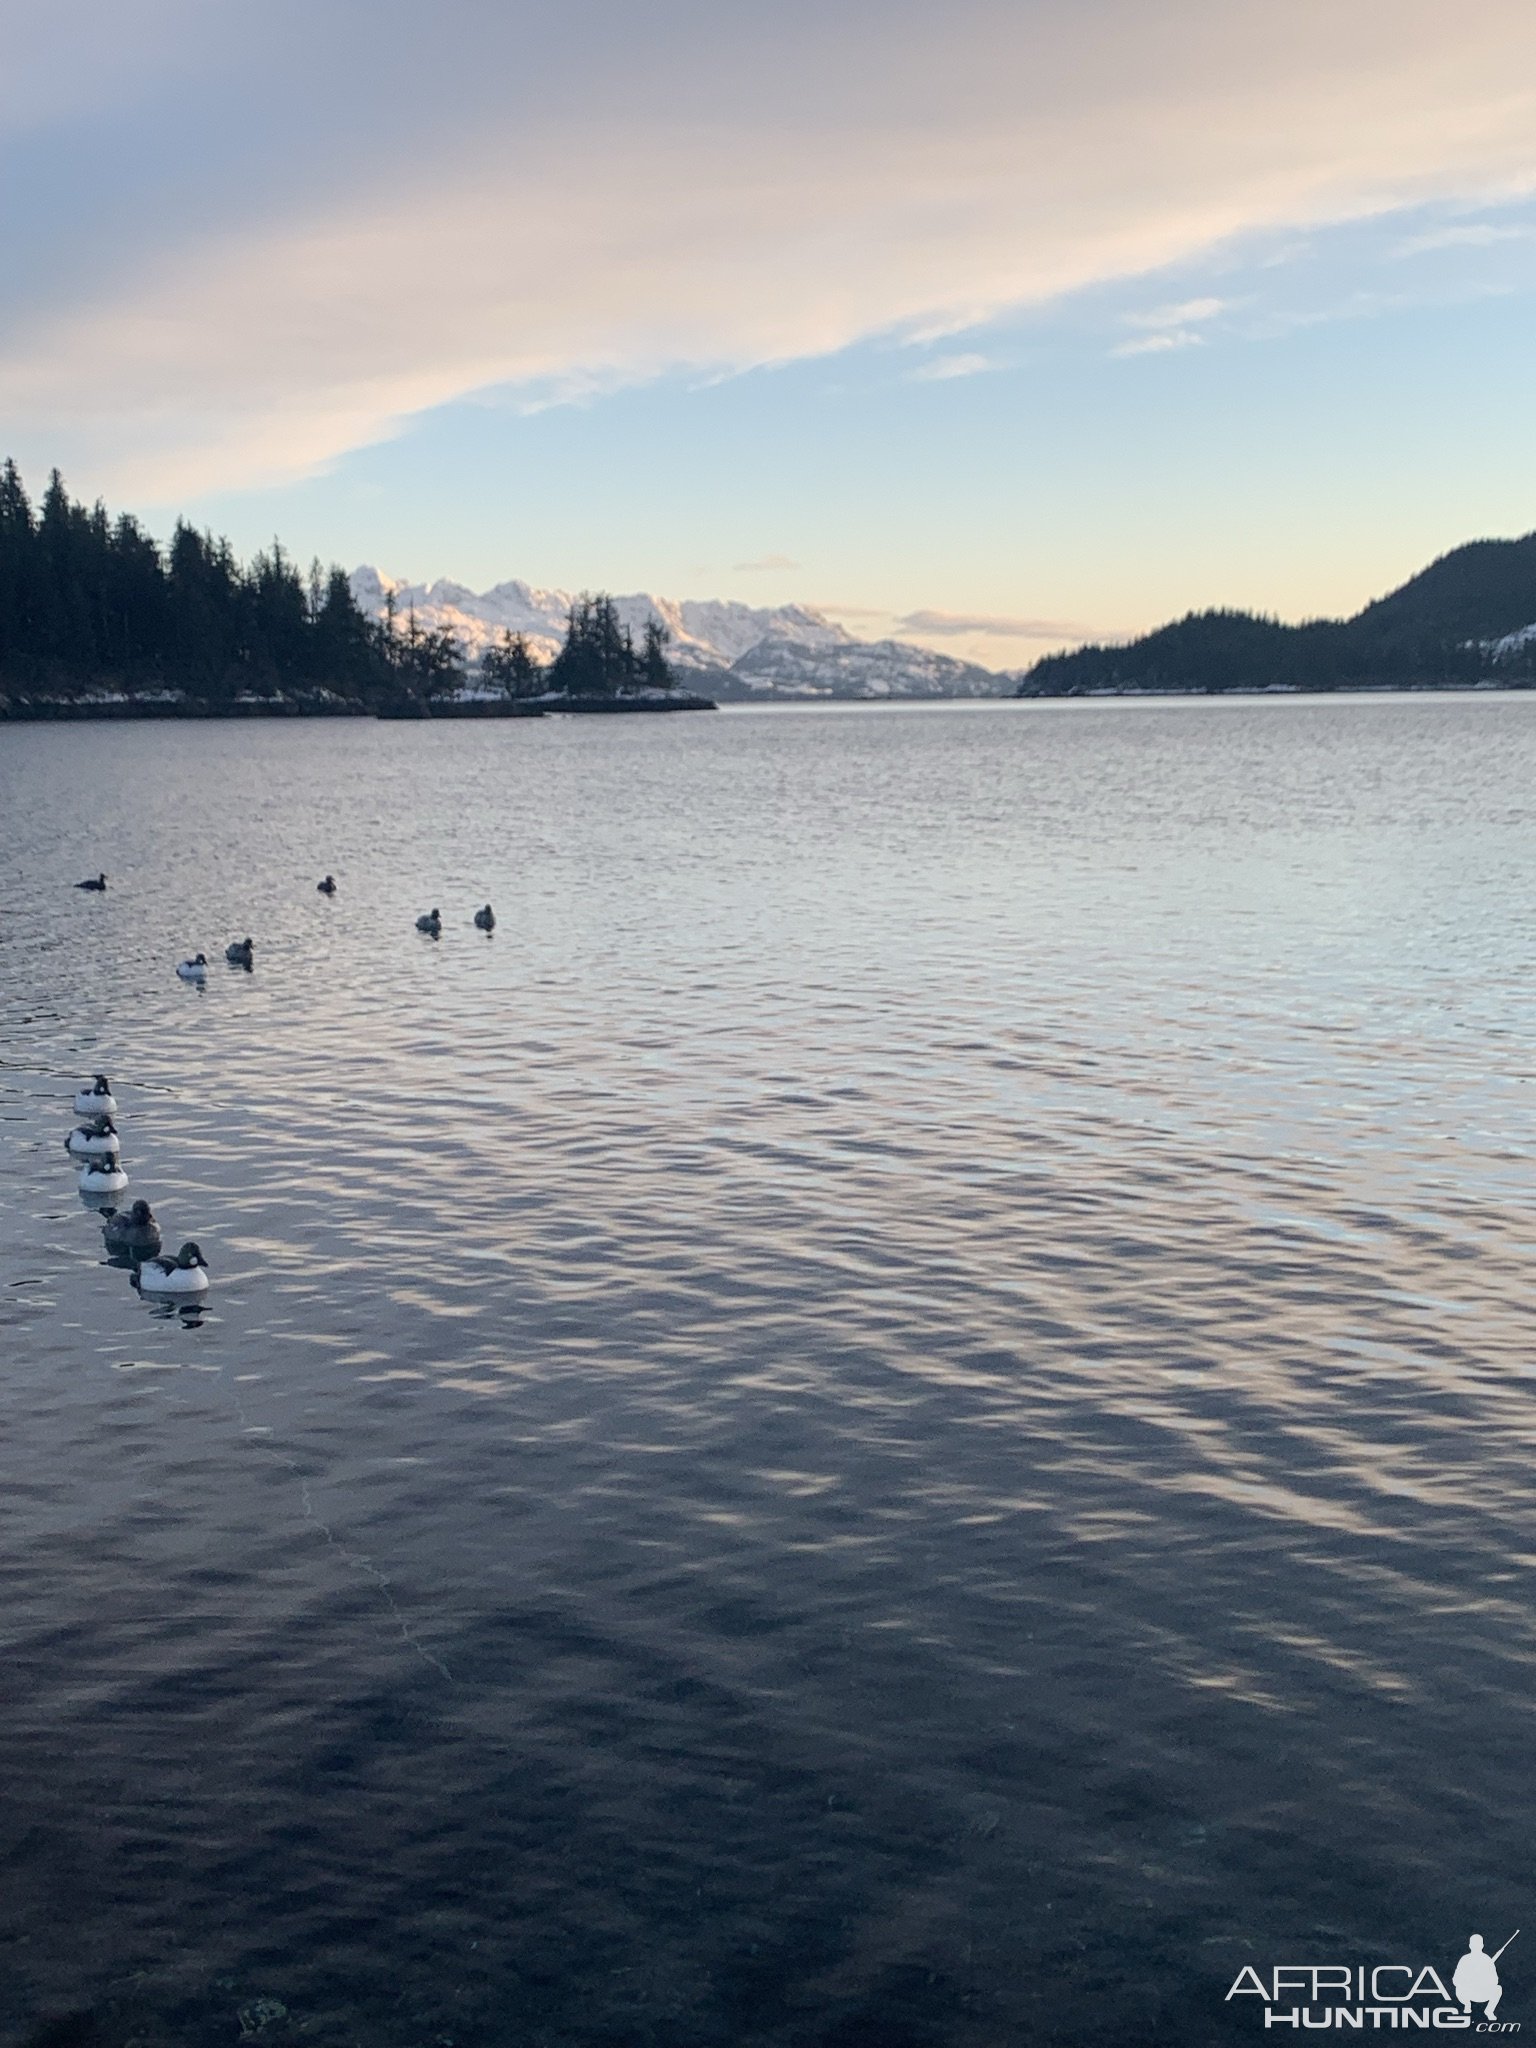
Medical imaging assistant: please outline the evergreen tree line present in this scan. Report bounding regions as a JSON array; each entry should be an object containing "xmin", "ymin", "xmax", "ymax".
[
  {"xmin": 0, "ymin": 461, "xmax": 675, "ymax": 710},
  {"xmin": 512, "ymin": 595, "xmax": 674, "ymax": 699},
  {"xmin": 1020, "ymin": 533, "xmax": 1536, "ymax": 698},
  {"xmin": 1020, "ymin": 608, "xmax": 1536, "ymax": 698}
]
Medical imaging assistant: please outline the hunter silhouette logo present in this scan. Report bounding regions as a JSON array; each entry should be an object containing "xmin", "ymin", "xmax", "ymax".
[
  {"xmin": 1455, "ymin": 1933, "xmax": 1517, "ymax": 2022},
  {"xmin": 1225, "ymin": 1929, "xmax": 1520, "ymax": 2031}
]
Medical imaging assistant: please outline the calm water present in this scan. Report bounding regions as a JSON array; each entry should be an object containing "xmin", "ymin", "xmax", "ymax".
[{"xmin": 2, "ymin": 698, "xmax": 1534, "ymax": 2048}]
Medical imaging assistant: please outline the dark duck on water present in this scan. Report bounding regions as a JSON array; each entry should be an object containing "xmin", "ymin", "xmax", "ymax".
[{"xmin": 102, "ymin": 1200, "xmax": 163, "ymax": 1261}]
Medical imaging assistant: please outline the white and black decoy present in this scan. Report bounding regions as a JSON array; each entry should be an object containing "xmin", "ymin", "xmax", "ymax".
[
  {"xmin": 137, "ymin": 1241, "xmax": 211, "ymax": 1295},
  {"xmin": 79, "ymin": 1157, "xmax": 128, "ymax": 1195},
  {"xmin": 74, "ymin": 1075, "xmax": 117, "ymax": 1118},
  {"xmin": 66, "ymin": 1116, "xmax": 120, "ymax": 1159}
]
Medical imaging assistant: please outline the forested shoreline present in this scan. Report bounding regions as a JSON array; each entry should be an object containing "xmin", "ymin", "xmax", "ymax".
[
  {"xmin": 1019, "ymin": 532, "xmax": 1536, "ymax": 697},
  {"xmin": 0, "ymin": 462, "xmax": 703, "ymax": 719}
]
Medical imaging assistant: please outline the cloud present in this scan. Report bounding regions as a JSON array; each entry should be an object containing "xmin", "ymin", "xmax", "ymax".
[
  {"xmin": 1111, "ymin": 329, "xmax": 1206, "ymax": 357},
  {"xmin": 0, "ymin": 0, "xmax": 213, "ymax": 137},
  {"xmin": 1112, "ymin": 292, "xmax": 1225, "ymax": 355},
  {"xmin": 1394, "ymin": 220, "xmax": 1534, "ymax": 256},
  {"xmin": 897, "ymin": 609, "xmax": 1093, "ymax": 639},
  {"xmin": 734, "ymin": 553, "xmax": 800, "ymax": 572},
  {"xmin": 4, "ymin": 0, "xmax": 1536, "ymax": 497},
  {"xmin": 908, "ymin": 351, "xmax": 996, "ymax": 382},
  {"xmin": 1121, "ymin": 296, "xmax": 1227, "ymax": 328}
]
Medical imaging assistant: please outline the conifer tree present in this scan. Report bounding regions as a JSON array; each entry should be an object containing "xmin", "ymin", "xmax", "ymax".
[
  {"xmin": 642, "ymin": 617, "xmax": 675, "ymax": 690},
  {"xmin": 0, "ymin": 459, "xmax": 36, "ymax": 673},
  {"xmin": 483, "ymin": 628, "xmax": 544, "ymax": 699},
  {"xmin": 548, "ymin": 594, "xmax": 645, "ymax": 697},
  {"xmin": 310, "ymin": 568, "xmax": 379, "ymax": 696}
]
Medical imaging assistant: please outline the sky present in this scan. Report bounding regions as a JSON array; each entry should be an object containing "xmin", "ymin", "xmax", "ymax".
[{"xmin": 4, "ymin": 0, "xmax": 1536, "ymax": 670}]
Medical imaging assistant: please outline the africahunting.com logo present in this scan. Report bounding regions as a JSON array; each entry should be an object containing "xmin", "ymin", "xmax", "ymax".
[{"xmin": 1227, "ymin": 1931, "xmax": 1519, "ymax": 2032}]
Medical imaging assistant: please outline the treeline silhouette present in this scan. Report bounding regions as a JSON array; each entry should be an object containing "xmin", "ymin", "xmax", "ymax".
[
  {"xmin": 0, "ymin": 461, "xmax": 675, "ymax": 713},
  {"xmin": 1020, "ymin": 533, "xmax": 1536, "ymax": 697}
]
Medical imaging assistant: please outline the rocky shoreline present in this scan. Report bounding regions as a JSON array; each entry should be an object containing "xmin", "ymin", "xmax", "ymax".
[{"xmin": 0, "ymin": 688, "xmax": 718, "ymax": 723}]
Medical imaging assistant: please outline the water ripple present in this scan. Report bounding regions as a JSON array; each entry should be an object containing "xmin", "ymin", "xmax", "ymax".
[{"xmin": 2, "ymin": 700, "xmax": 1535, "ymax": 2044}]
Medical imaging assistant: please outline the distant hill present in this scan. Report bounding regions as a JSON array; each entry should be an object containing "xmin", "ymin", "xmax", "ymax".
[
  {"xmin": 1019, "ymin": 533, "xmax": 1536, "ymax": 697},
  {"xmin": 727, "ymin": 629, "xmax": 1002, "ymax": 700},
  {"xmin": 1353, "ymin": 534, "xmax": 1536, "ymax": 643}
]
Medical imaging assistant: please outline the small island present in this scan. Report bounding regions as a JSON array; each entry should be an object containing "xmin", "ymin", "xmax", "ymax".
[{"xmin": 0, "ymin": 462, "xmax": 715, "ymax": 722}]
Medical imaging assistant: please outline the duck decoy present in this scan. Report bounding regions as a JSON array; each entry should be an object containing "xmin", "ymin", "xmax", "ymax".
[
  {"xmin": 102, "ymin": 1199, "xmax": 163, "ymax": 1261},
  {"xmin": 75, "ymin": 873, "xmax": 107, "ymax": 892},
  {"xmin": 176, "ymin": 954, "xmax": 208, "ymax": 982},
  {"xmin": 416, "ymin": 909, "xmax": 442, "ymax": 936},
  {"xmin": 79, "ymin": 1156, "xmax": 128, "ymax": 1195},
  {"xmin": 473, "ymin": 904, "xmax": 496, "ymax": 931},
  {"xmin": 66, "ymin": 1116, "xmax": 120, "ymax": 1158},
  {"xmin": 225, "ymin": 937, "xmax": 254, "ymax": 968},
  {"xmin": 317, "ymin": 875, "xmax": 337, "ymax": 895},
  {"xmin": 74, "ymin": 1075, "xmax": 117, "ymax": 1118},
  {"xmin": 137, "ymin": 1241, "xmax": 210, "ymax": 1295}
]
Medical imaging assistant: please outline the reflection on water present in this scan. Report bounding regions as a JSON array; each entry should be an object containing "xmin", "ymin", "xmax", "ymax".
[{"xmin": 1, "ymin": 699, "xmax": 1535, "ymax": 2046}]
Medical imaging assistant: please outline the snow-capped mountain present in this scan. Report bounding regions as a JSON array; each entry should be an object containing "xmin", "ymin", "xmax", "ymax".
[
  {"xmin": 349, "ymin": 569, "xmax": 850, "ymax": 673},
  {"xmin": 347, "ymin": 568, "xmax": 1009, "ymax": 698},
  {"xmin": 730, "ymin": 632, "xmax": 1002, "ymax": 700}
]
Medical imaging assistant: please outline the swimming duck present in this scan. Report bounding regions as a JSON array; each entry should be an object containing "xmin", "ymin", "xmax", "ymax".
[
  {"xmin": 416, "ymin": 908, "xmax": 442, "ymax": 935},
  {"xmin": 225, "ymin": 937, "xmax": 255, "ymax": 968},
  {"xmin": 66, "ymin": 1116, "xmax": 120, "ymax": 1158},
  {"xmin": 79, "ymin": 1156, "xmax": 128, "ymax": 1195},
  {"xmin": 473, "ymin": 904, "xmax": 496, "ymax": 931},
  {"xmin": 74, "ymin": 1075, "xmax": 117, "ymax": 1118},
  {"xmin": 102, "ymin": 1199, "xmax": 163, "ymax": 1260},
  {"xmin": 317, "ymin": 875, "xmax": 337, "ymax": 895},
  {"xmin": 176, "ymin": 954, "xmax": 208, "ymax": 982},
  {"xmin": 137, "ymin": 1240, "xmax": 210, "ymax": 1294},
  {"xmin": 75, "ymin": 873, "xmax": 107, "ymax": 892}
]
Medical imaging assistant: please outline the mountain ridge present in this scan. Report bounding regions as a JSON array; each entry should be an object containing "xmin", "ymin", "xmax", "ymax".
[{"xmin": 349, "ymin": 568, "xmax": 1010, "ymax": 700}]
